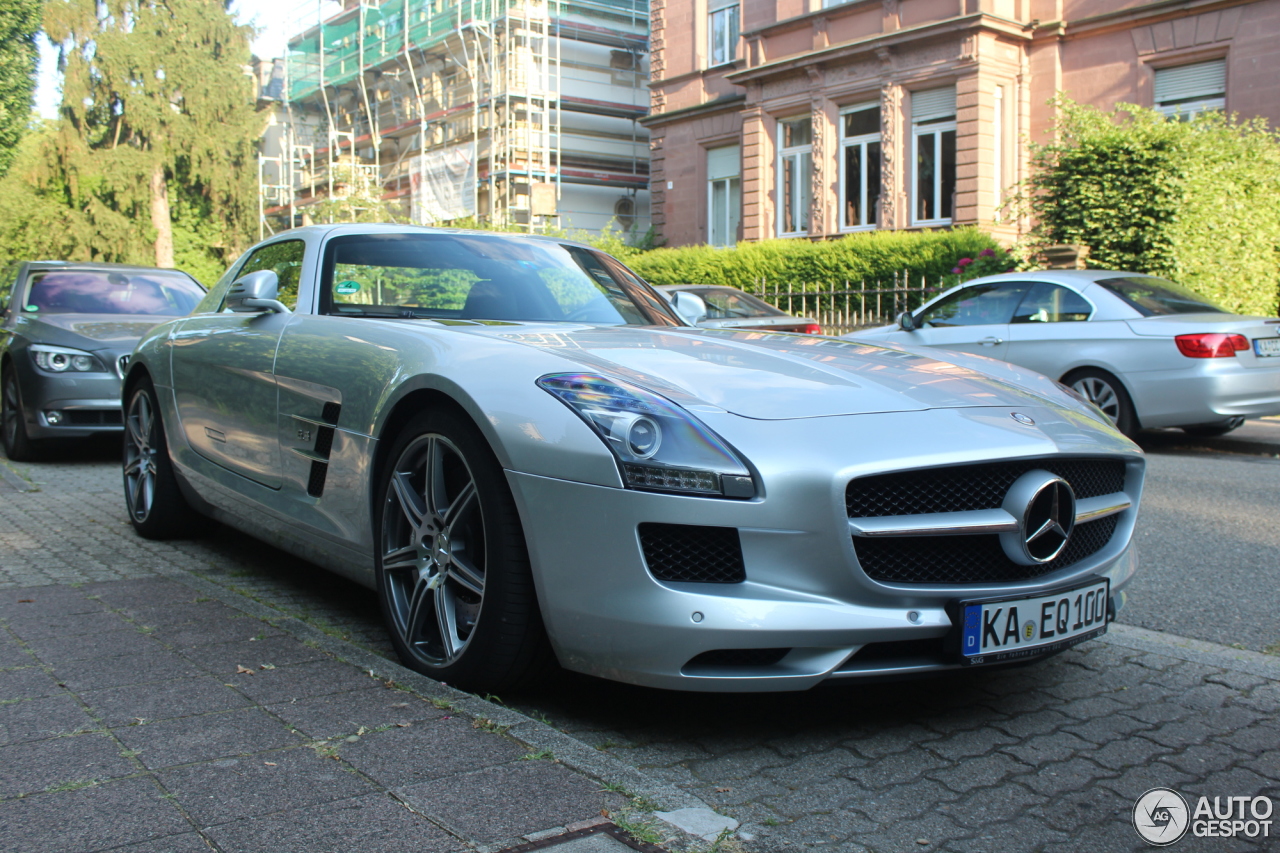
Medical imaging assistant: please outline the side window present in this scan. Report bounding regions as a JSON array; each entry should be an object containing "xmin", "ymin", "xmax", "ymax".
[
  {"xmin": 236, "ymin": 240, "xmax": 306, "ymax": 310},
  {"xmin": 194, "ymin": 262, "xmax": 245, "ymax": 314},
  {"xmin": 919, "ymin": 283, "xmax": 1031, "ymax": 327},
  {"xmin": 1012, "ymin": 283, "xmax": 1093, "ymax": 324}
]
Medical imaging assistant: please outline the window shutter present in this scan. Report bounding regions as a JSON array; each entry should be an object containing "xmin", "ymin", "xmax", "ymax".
[
  {"xmin": 1155, "ymin": 60, "xmax": 1225, "ymax": 104},
  {"xmin": 707, "ymin": 145, "xmax": 740, "ymax": 181},
  {"xmin": 911, "ymin": 87, "xmax": 956, "ymax": 123}
]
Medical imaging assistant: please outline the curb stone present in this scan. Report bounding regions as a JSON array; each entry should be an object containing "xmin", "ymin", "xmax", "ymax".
[{"xmin": 1101, "ymin": 624, "xmax": 1280, "ymax": 681}]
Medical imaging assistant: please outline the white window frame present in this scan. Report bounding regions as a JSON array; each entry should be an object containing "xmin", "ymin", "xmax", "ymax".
[
  {"xmin": 707, "ymin": 145, "xmax": 740, "ymax": 247},
  {"xmin": 911, "ymin": 120, "xmax": 956, "ymax": 227},
  {"xmin": 776, "ymin": 117, "xmax": 813, "ymax": 238},
  {"xmin": 839, "ymin": 102, "xmax": 881, "ymax": 233},
  {"xmin": 992, "ymin": 85, "xmax": 1003, "ymax": 220},
  {"xmin": 708, "ymin": 0, "xmax": 739, "ymax": 68}
]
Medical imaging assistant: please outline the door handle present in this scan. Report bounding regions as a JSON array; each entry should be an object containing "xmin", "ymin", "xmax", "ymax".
[{"xmin": 978, "ymin": 337, "xmax": 1003, "ymax": 346}]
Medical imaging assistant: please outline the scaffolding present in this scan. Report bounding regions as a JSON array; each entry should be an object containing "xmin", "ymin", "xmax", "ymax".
[{"xmin": 258, "ymin": 0, "xmax": 650, "ymax": 239}]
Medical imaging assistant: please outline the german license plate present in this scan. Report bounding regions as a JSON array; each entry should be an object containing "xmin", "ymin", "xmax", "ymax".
[
  {"xmin": 957, "ymin": 578, "xmax": 1110, "ymax": 665},
  {"xmin": 1255, "ymin": 337, "xmax": 1280, "ymax": 357}
]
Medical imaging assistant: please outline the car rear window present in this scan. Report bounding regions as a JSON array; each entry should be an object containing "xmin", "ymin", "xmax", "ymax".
[
  {"xmin": 23, "ymin": 270, "xmax": 205, "ymax": 316},
  {"xmin": 691, "ymin": 288, "xmax": 787, "ymax": 320},
  {"xmin": 1095, "ymin": 276, "xmax": 1226, "ymax": 316}
]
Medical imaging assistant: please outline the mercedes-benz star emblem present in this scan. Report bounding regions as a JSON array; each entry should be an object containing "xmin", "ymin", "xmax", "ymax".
[
  {"xmin": 1010, "ymin": 412, "xmax": 1035, "ymax": 425},
  {"xmin": 999, "ymin": 470, "xmax": 1077, "ymax": 565}
]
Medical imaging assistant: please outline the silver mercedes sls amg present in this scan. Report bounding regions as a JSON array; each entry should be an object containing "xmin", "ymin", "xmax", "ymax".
[{"xmin": 122, "ymin": 225, "xmax": 1145, "ymax": 693}]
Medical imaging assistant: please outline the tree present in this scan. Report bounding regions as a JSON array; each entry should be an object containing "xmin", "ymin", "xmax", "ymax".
[
  {"xmin": 42, "ymin": 0, "xmax": 261, "ymax": 269},
  {"xmin": 1023, "ymin": 97, "xmax": 1280, "ymax": 316},
  {"xmin": 0, "ymin": 0, "xmax": 42, "ymax": 180}
]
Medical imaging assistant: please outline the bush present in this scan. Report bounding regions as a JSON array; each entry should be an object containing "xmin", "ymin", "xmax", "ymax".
[
  {"xmin": 1024, "ymin": 98, "xmax": 1280, "ymax": 316},
  {"xmin": 623, "ymin": 228, "xmax": 1003, "ymax": 290}
]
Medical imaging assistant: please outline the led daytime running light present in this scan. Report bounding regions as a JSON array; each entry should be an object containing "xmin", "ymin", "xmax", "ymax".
[{"xmin": 538, "ymin": 373, "xmax": 755, "ymax": 498}]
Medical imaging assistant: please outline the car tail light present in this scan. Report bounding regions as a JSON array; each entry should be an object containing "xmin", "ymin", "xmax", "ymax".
[
  {"xmin": 800, "ymin": 323, "xmax": 823, "ymax": 335},
  {"xmin": 1174, "ymin": 333, "xmax": 1249, "ymax": 358}
]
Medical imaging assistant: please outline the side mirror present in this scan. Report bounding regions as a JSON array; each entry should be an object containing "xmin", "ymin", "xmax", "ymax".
[
  {"xmin": 897, "ymin": 310, "xmax": 918, "ymax": 332},
  {"xmin": 226, "ymin": 270, "xmax": 290, "ymax": 314},
  {"xmin": 670, "ymin": 290, "xmax": 708, "ymax": 325}
]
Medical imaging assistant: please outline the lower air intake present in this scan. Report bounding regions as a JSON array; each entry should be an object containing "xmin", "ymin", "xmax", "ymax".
[{"xmin": 638, "ymin": 522, "xmax": 746, "ymax": 583}]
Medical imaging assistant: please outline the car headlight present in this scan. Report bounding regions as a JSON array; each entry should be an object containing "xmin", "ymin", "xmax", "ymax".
[
  {"xmin": 30, "ymin": 345, "xmax": 108, "ymax": 374},
  {"xmin": 537, "ymin": 373, "xmax": 756, "ymax": 498}
]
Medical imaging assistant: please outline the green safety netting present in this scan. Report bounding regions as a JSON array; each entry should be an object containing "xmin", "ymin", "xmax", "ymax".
[{"xmin": 287, "ymin": 0, "xmax": 645, "ymax": 101}]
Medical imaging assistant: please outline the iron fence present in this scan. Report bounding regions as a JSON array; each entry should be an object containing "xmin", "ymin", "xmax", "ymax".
[{"xmin": 744, "ymin": 274, "xmax": 948, "ymax": 336}]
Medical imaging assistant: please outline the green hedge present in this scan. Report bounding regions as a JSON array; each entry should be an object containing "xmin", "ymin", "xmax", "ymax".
[
  {"xmin": 1025, "ymin": 99, "xmax": 1280, "ymax": 316},
  {"xmin": 621, "ymin": 228, "xmax": 1003, "ymax": 290}
]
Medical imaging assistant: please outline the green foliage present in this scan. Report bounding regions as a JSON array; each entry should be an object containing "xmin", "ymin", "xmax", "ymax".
[
  {"xmin": 622, "ymin": 228, "xmax": 1003, "ymax": 289},
  {"xmin": 17, "ymin": 0, "xmax": 263, "ymax": 268},
  {"xmin": 0, "ymin": 0, "xmax": 41, "ymax": 179},
  {"xmin": 1024, "ymin": 98, "xmax": 1280, "ymax": 316}
]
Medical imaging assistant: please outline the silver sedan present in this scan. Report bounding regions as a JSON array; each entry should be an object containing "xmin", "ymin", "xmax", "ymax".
[
  {"xmin": 847, "ymin": 270, "xmax": 1280, "ymax": 436},
  {"xmin": 123, "ymin": 226, "xmax": 1144, "ymax": 693}
]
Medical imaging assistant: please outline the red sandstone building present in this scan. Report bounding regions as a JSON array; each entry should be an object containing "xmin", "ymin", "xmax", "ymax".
[{"xmin": 642, "ymin": 0, "xmax": 1279, "ymax": 248}]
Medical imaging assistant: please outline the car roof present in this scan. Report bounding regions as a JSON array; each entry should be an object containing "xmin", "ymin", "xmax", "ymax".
[
  {"xmin": 264, "ymin": 222, "xmax": 597, "ymax": 251},
  {"xmin": 22, "ymin": 261, "xmax": 196, "ymax": 274},
  {"xmin": 961, "ymin": 269, "xmax": 1152, "ymax": 287}
]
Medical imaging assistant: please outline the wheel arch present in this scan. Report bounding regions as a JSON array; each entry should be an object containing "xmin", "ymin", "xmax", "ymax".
[
  {"xmin": 1058, "ymin": 365, "xmax": 1142, "ymax": 431},
  {"xmin": 370, "ymin": 386, "xmax": 498, "ymax": 502}
]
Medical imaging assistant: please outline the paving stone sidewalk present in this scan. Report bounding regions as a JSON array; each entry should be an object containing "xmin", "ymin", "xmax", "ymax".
[{"xmin": 0, "ymin": 575, "xmax": 636, "ymax": 853}]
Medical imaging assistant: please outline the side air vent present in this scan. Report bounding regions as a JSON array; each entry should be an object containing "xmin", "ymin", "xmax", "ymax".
[
  {"xmin": 304, "ymin": 401, "xmax": 343, "ymax": 498},
  {"xmin": 638, "ymin": 522, "xmax": 745, "ymax": 583}
]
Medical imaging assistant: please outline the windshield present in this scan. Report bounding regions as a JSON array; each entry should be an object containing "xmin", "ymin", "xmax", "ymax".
[
  {"xmin": 1095, "ymin": 276, "xmax": 1226, "ymax": 316},
  {"xmin": 23, "ymin": 270, "xmax": 205, "ymax": 316},
  {"xmin": 322, "ymin": 233, "xmax": 679, "ymax": 326}
]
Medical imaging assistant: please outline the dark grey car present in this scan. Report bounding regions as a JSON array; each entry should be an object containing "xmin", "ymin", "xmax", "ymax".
[{"xmin": 1, "ymin": 262, "xmax": 205, "ymax": 460}]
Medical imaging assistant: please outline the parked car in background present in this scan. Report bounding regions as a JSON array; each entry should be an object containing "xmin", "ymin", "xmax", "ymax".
[
  {"xmin": 657, "ymin": 284, "xmax": 822, "ymax": 334},
  {"xmin": 846, "ymin": 270, "xmax": 1280, "ymax": 437},
  {"xmin": 123, "ymin": 225, "xmax": 1143, "ymax": 694},
  {"xmin": 0, "ymin": 262, "xmax": 205, "ymax": 460}
]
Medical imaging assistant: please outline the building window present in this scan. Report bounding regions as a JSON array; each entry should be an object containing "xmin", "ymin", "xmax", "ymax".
[
  {"xmin": 1155, "ymin": 60, "xmax": 1225, "ymax": 119},
  {"xmin": 911, "ymin": 87, "xmax": 956, "ymax": 226},
  {"xmin": 776, "ymin": 117, "xmax": 812, "ymax": 237},
  {"xmin": 840, "ymin": 104, "xmax": 881, "ymax": 231},
  {"xmin": 992, "ymin": 85, "xmax": 1003, "ymax": 219},
  {"xmin": 707, "ymin": 145, "xmax": 740, "ymax": 247},
  {"xmin": 708, "ymin": 0, "xmax": 739, "ymax": 68}
]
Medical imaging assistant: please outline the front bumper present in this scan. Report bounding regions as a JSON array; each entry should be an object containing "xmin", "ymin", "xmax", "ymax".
[
  {"xmin": 507, "ymin": 406, "xmax": 1143, "ymax": 692},
  {"xmin": 13, "ymin": 357, "xmax": 125, "ymax": 439}
]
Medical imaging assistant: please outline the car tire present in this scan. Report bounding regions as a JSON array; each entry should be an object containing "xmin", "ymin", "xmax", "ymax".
[
  {"xmin": 1, "ymin": 365, "xmax": 41, "ymax": 462},
  {"xmin": 1065, "ymin": 369, "xmax": 1137, "ymax": 436},
  {"xmin": 374, "ymin": 408, "xmax": 553, "ymax": 693},
  {"xmin": 123, "ymin": 377, "xmax": 205, "ymax": 539}
]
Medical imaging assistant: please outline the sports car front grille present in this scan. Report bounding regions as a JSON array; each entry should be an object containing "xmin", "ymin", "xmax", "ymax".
[
  {"xmin": 639, "ymin": 523, "xmax": 746, "ymax": 583},
  {"xmin": 854, "ymin": 515, "xmax": 1119, "ymax": 584},
  {"xmin": 846, "ymin": 458, "xmax": 1126, "ymax": 517},
  {"xmin": 848, "ymin": 458, "xmax": 1127, "ymax": 585}
]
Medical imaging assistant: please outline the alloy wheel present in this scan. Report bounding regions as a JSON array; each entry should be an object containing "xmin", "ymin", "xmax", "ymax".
[
  {"xmin": 381, "ymin": 433, "xmax": 487, "ymax": 669},
  {"xmin": 1072, "ymin": 376, "xmax": 1120, "ymax": 424},
  {"xmin": 123, "ymin": 390, "xmax": 159, "ymax": 521}
]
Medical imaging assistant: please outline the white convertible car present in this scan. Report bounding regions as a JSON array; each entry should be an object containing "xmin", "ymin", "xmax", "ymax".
[{"xmin": 122, "ymin": 226, "xmax": 1144, "ymax": 692}]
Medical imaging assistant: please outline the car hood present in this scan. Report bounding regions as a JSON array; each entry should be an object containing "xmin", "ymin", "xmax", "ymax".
[
  {"xmin": 488, "ymin": 326, "xmax": 1069, "ymax": 420},
  {"xmin": 15, "ymin": 313, "xmax": 167, "ymax": 347}
]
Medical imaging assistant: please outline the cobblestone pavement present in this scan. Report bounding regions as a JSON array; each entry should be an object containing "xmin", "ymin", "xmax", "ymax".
[{"xmin": 2, "ymin": 440, "xmax": 1278, "ymax": 852}]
